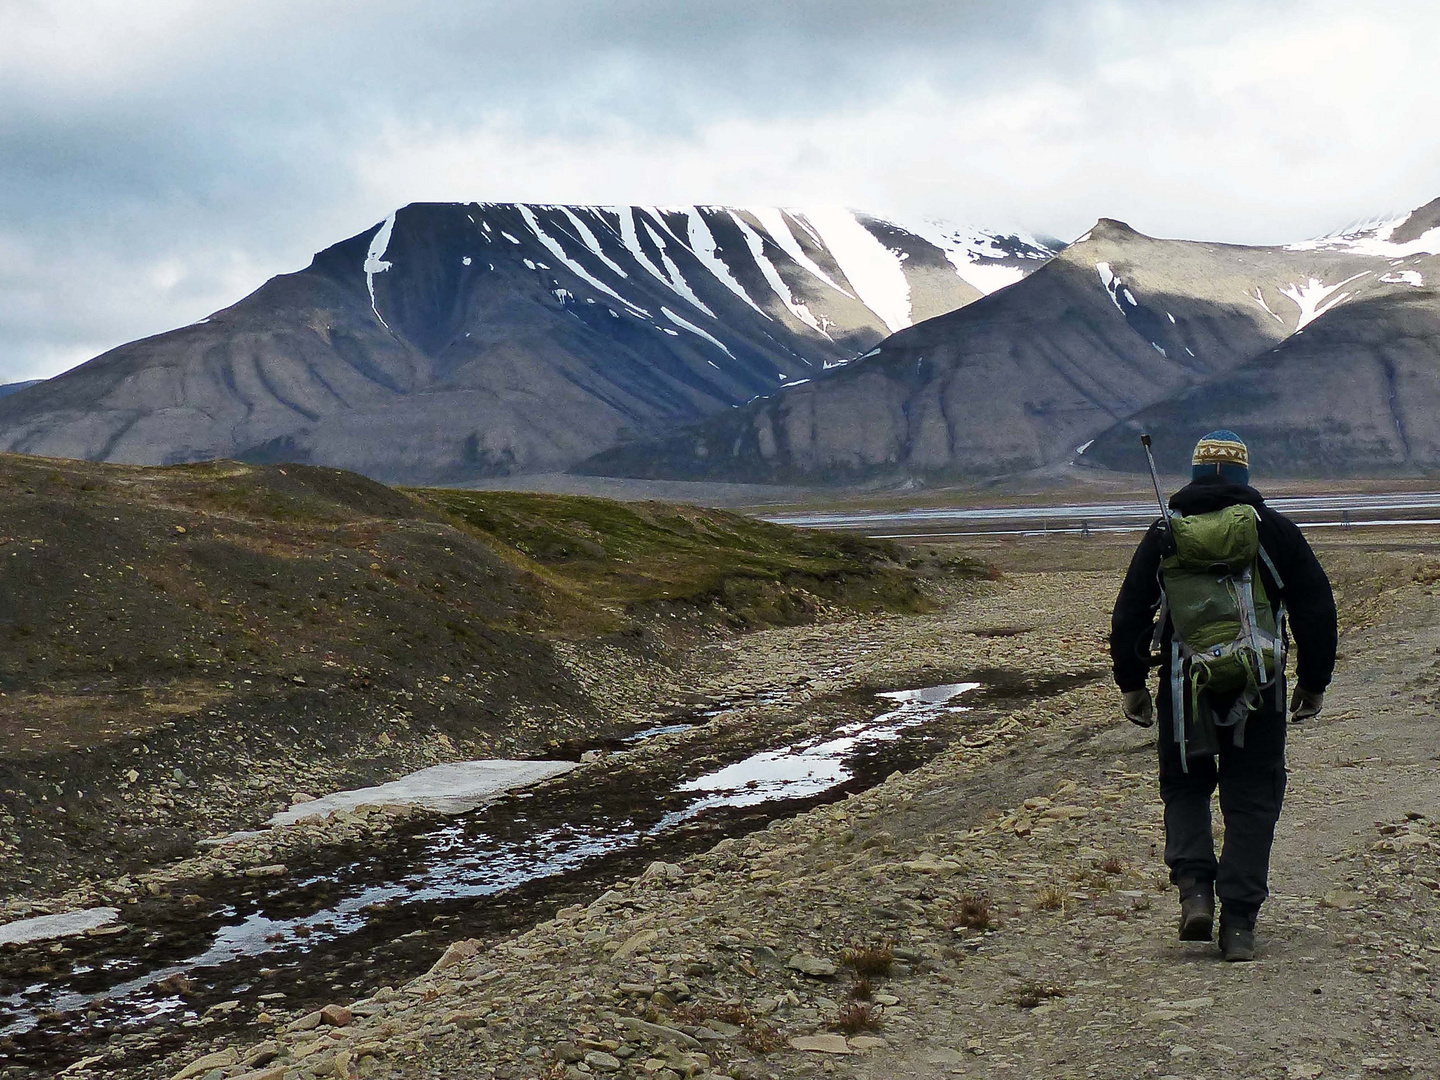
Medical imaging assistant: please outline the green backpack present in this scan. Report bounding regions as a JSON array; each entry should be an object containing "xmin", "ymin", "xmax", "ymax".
[{"xmin": 1157, "ymin": 504, "xmax": 1287, "ymax": 769}]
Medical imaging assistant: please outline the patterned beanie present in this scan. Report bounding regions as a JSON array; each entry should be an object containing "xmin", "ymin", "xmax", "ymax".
[{"xmin": 1192, "ymin": 429, "xmax": 1249, "ymax": 485}]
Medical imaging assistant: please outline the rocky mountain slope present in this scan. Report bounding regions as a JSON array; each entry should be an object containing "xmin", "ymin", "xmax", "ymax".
[
  {"xmin": 583, "ymin": 200, "xmax": 1440, "ymax": 483},
  {"xmin": 1083, "ymin": 200, "xmax": 1440, "ymax": 475},
  {"xmin": 0, "ymin": 205, "xmax": 1054, "ymax": 483}
]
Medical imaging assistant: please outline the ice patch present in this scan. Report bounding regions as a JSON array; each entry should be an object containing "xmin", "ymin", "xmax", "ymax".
[
  {"xmin": 462, "ymin": 256, "xmax": 472, "ymax": 266},
  {"xmin": 661, "ymin": 306, "xmax": 735, "ymax": 358},
  {"xmin": 1279, "ymin": 271, "xmax": 1370, "ymax": 330},
  {"xmin": 363, "ymin": 212, "xmax": 397, "ymax": 331},
  {"xmin": 269, "ymin": 760, "xmax": 578, "ymax": 826},
  {"xmin": 683, "ymin": 209, "xmax": 770, "ymax": 318},
  {"xmin": 800, "ymin": 207, "xmax": 911, "ymax": 331},
  {"xmin": 1167, "ymin": 311, "xmax": 1176, "ymax": 323},
  {"xmin": 1381, "ymin": 270, "xmax": 1424, "ymax": 287},
  {"xmin": 1075, "ymin": 439, "xmax": 1094, "ymax": 455},
  {"xmin": 1075, "ymin": 231, "xmax": 1093, "ymax": 244},
  {"xmin": 728, "ymin": 211, "xmax": 830, "ymax": 336},
  {"xmin": 1123, "ymin": 288, "xmax": 1137, "ymax": 306},
  {"xmin": 0, "ymin": 908, "xmax": 120, "ymax": 946},
  {"xmin": 501, "ymin": 231, "xmax": 521, "ymax": 245},
  {"xmin": 1151, "ymin": 342, "xmax": 1167, "ymax": 356}
]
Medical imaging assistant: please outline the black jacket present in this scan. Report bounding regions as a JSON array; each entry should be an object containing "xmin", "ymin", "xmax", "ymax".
[{"xmin": 1110, "ymin": 476, "xmax": 1337, "ymax": 695}]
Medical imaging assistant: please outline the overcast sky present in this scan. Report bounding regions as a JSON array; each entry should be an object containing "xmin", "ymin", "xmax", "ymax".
[{"xmin": 3, "ymin": 0, "xmax": 1438, "ymax": 382}]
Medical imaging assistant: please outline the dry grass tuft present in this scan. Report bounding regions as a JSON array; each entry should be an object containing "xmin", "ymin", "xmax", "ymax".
[
  {"xmin": 1036, "ymin": 881, "xmax": 1067, "ymax": 911},
  {"xmin": 1013, "ymin": 980, "xmax": 1067, "ymax": 1009},
  {"xmin": 831, "ymin": 1001, "xmax": 884, "ymax": 1035},
  {"xmin": 951, "ymin": 894, "xmax": 994, "ymax": 930},
  {"xmin": 848, "ymin": 976, "xmax": 875, "ymax": 1001},
  {"xmin": 841, "ymin": 941, "xmax": 895, "ymax": 977},
  {"xmin": 1097, "ymin": 856, "xmax": 1126, "ymax": 875}
]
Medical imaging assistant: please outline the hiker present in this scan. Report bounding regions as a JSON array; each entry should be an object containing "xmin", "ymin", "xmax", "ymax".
[{"xmin": 1110, "ymin": 430, "xmax": 1336, "ymax": 961}]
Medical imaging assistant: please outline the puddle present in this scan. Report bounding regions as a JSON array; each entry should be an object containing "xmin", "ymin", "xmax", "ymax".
[
  {"xmin": 0, "ymin": 679, "xmax": 995, "ymax": 1072},
  {"xmin": 668, "ymin": 682, "xmax": 979, "ymax": 819}
]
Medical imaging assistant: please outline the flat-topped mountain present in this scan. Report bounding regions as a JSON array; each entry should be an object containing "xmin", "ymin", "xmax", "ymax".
[
  {"xmin": 0, "ymin": 204, "xmax": 1055, "ymax": 483},
  {"xmin": 583, "ymin": 201, "xmax": 1440, "ymax": 482}
]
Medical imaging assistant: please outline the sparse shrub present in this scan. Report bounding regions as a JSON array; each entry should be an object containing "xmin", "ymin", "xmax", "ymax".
[
  {"xmin": 1012, "ymin": 980, "xmax": 1066, "ymax": 1009},
  {"xmin": 841, "ymin": 941, "xmax": 894, "ymax": 977},
  {"xmin": 1036, "ymin": 882, "xmax": 1067, "ymax": 911},
  {"xmin": 951, "ymin": 894, "xmax": 993, "ymax": 930},
  {"xmin": 848, "ymin": 977, "xmax": 875, "ymax": 1001},
  {"xmin": 831, "ymin": 1001, "xmax": 883, "ymax": 1035},
  {"xmin": 1097, "ymin": 857, "xmax": 1125, "ymax": 875},
  {"xmin": 739, "ymin": 1018, "xmax": 786, "ymax": 1054}
]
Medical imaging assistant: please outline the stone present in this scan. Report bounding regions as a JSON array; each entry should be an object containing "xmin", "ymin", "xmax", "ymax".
[
  {"xmin": 427, "ymin": 938, "xmax": 484, "ymax": 976},
  {"xmin": 848, "ymin": 1036, "xmax": 887, "ymax": 1051},
  {"xmin": 230, "ymin": 1068, "xmax": 287, "ymax": 1080},
  {"xmin": 172, "ymin": 1048, "xmax": 238, "ymax": 1080},
  {"xmin": 554, "ymin": 1041, "xmax": 585, "ymax": 1063},
  {"xmin": 320, "ymin": 1003, "xmax": 353, "ymax": 1027},
  {"xmin": 287, "ymin": 1009, "xmax": 324, "ymax": 1032},
  {"xmin": 786, "ymin": 953, "xmax": 837, "ymax": 978},
  {"xmin": 789, "ymin": 1034, "xmax": 852, "ymax": 1054},
  {"xmin": 612, "ymin": 929, "xmax": 659, "ymax": 961},
  {"xmin": 244, "ymin": 864, "xmax": 287, "ymax": 878},
  {"xmin": 1322, "ymin": 889, "xmax": 1361, "ymax": 910},
  {"xmin": 243, "ymin": 1041, "xmax": 280, "ymax": 1067},
  {"xmin": 585, "ymin": 1050, "xmax": 623, "ymax": 1072},
  {"xmin": 614, "ymin": 1016, "xmax": 701, "ymax": 1049}
]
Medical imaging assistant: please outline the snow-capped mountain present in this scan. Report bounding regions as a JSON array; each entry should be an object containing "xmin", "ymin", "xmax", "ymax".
[
  {"xmin": 0, "ymin": 203, "xmax": 1057, "ymax": 481},
  {"xmin": 583, "ymin": 198, "xmax": 1440, "ymax": 482}
]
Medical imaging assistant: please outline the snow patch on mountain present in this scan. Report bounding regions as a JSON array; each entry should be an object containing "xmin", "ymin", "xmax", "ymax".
[
  {"xmin": 684, "ymin": 210, "xmax": 771, "ymax": 319},
  {"xmin": 728, "ymin": 211, "xmax": 830, "ymax": 337},
  {"xmin": 1286, "ymin": 214, "xmax": 1440, "ymax": 258},
  {"xmin": 800, "ymin": 207, "xmax": 912, "ymax": 333},
  {"xmin": 518, "ymin": 206, "xmax": 648, "ymax": 317},
  {"xmin": 1280, "ymin": 271, "xmax": 1370, "ymax": 330},
  {"xmin": 748, "ymin": 208, "xmax": 852, "ymax": 297},
  {"xmin": 661, "ymin": 306, "xmax": 734, "ymax": 358},
  {"xmin": 1381, "ymin": 270, "xmax": 1424, "ymax": 287},
  {"xmin": 910, "ymin": 219, "xmax": 1055, "ymax": 296},
  {"xmin": 1095, "ymin": 262, "xmax": 1126, "ymax": 315},
  {"xmin": 363, "ymin": 212, "xmax": 397, "ymax": 330}
]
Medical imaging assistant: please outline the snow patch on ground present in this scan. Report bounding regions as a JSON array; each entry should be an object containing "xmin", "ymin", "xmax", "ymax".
[
  {"xmin": 269, "ymin": 761, "xmax": 579, "ymax": 825},
  {"xmin": 558, "ymin": 207, "xmax": 630, "ymax": 279},
  {"xmin": 0, "ymin": 908, "xmax": 120, "ymax": 946},
  {"xmin": 661, "ymin": 306, "xmax": 734, "ymax": 357},
  {"xmin": 800, "ymin": 207, "xmax": 912, "ymax": 332},
  {"xmin": 363, "ymin": 212, "xmax": 397, "ymax": 330},
  {"xmin": 907, "ymin": 218, "xmax": 1053, "ymax": 296}
]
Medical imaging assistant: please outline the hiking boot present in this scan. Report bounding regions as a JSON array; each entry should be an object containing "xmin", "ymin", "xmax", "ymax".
[
  {"xmin": 1219, "ymin": 922, "xmax": 1256, "ymax": 962},
  {"xmin": 1176, "ymin": 879, "xmax": 1214, "ymax": 942}
]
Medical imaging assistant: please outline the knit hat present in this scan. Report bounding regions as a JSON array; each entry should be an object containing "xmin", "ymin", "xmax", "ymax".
[{"xmin": 1192, "ymin": 429, "xmax": 1249, "ymax": 485}]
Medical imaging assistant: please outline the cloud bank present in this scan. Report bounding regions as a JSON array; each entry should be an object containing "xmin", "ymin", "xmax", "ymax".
[{"xmin": 2, "ymin": 0, "xmax": 1438, "ymax": 380}]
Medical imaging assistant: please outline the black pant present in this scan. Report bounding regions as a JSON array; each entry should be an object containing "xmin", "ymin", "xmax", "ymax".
[{"xmin": 1157, "ymin": 682, "xmax": 1288, "ymax": 925}]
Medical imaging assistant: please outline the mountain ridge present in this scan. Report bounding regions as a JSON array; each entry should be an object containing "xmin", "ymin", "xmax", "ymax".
[{"xmin": 0, "ymin": 204, "xmax": 1056, "ymax": 483}]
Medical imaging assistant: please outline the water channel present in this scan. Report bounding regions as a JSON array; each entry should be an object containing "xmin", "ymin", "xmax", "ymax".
[{"xmin": 0, "ymin": 679, "xmax": 1013, "ymax": 1075}]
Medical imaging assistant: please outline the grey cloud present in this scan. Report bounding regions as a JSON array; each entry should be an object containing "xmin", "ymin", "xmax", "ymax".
[{"xmin": 1, "ymin": 0, "xmax": 1436, "ymax": 381}]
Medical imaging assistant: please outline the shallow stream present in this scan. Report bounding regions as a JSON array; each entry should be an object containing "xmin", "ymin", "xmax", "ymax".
[{"xmin": 0, "ymin": 679, "xmax": 998, "ymax": 1073}]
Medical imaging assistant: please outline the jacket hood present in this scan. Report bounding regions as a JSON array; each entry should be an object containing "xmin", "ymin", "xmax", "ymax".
[{"xmin": 1168, "ymin": 474, "xmax": 1265, "ymax": 516}]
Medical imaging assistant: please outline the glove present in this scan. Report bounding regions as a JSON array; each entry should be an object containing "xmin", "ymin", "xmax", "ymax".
[
  {"xmin": 1289, "ymin": 686, "xmax": 1324, "ymax": 723},
  {"xmin": 1122, "ymin": 688, "xmax": 1154, "ymax": 728}
]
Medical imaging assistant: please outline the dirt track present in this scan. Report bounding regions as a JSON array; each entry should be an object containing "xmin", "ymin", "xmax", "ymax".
[{"xmin": 81, "ymin": 527, "xmax": 1439, "ymax": 1080}]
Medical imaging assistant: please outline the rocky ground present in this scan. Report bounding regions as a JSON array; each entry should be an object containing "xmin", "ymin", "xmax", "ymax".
[{"xmin": 54, "ymin": 527, "xmax": 1438, "ymax": 1080}]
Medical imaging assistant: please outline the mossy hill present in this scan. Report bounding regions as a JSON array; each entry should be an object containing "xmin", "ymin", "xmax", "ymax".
[{"xmin": 0, "ymin": 454, "xmax": 975, "ymax": 896}]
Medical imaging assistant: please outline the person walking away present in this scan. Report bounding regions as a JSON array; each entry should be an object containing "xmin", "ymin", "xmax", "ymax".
[{"xmin": 1110, "ymin": 431, "xmax": 1336, "ymax": 960}]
